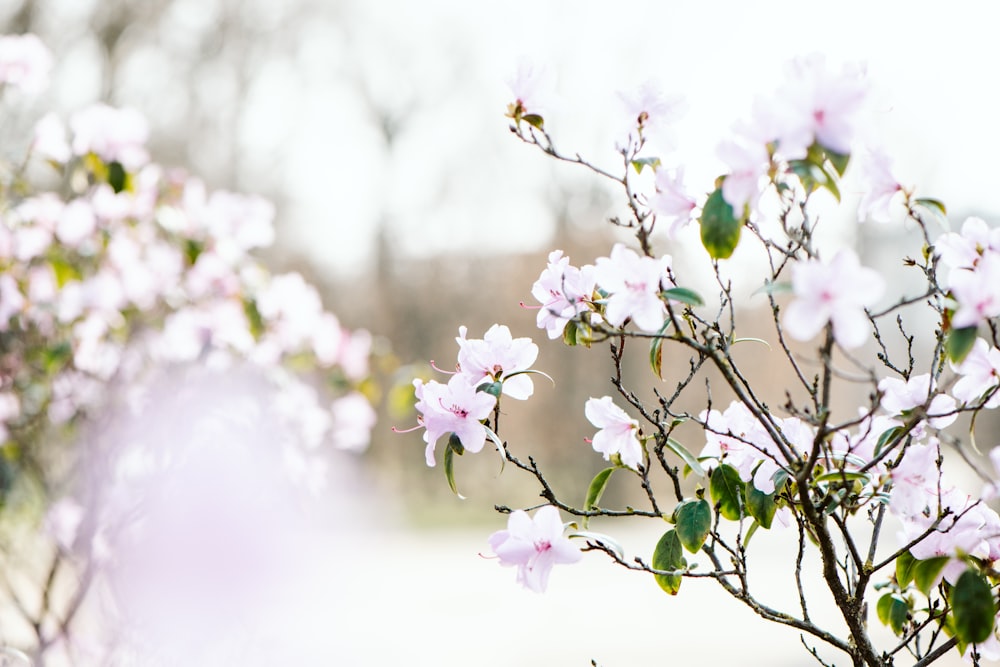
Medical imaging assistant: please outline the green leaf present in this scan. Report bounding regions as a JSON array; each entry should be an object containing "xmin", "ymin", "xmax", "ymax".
[
  {"xmin": 731, "ymin": 337, "xmax": 772, "ymax": 350},
  {"xmin": 947, "ymin": 326, "xmax": 978, "ymax": 364},
  {"xmin": 913, "ymin": 556, "xmax": 950, "ymax": 596},
  {"xmin": 444, "ymin": 434, "xmax": 465, "ymax": 499},
  {"xmin": 582, "ymin": 468, "xmax": 615, "ymax": 529},
  {"xmin": 710, "ymin": 463, "xmax": 744, "ymax": 521},
  {"xmin": 50, "ymin": 258, "xmax": 82, "ymax": 288},
  {"xmin": 951, "ymin": 569, "xmax": 997, "ymax": 645},
  {"xmin": 661, "ymin": 287, "xmax": 704, "ymax": 307},
  {"xmin": 876, "ymin": 593, "xmax": 909, "ymax": 636},
  {"xmin": 243, "ymin": 298, "xmax": 265, "ymax": 339},
  {"xmin": 915, "ymin": 197, "xmax": 947, "ymax": 217},
  {"xmin": 522, "ymin": 113, "xmax": 544, "ymax": 129},
  {"xmin": 477, "ymin": 381, "xmax": 503, "ymax": 398},
  {"xmin": 896, "ymin": 550, "xmax": 918, "ymax": 588},
  {"xmin": 568, "ymin": 530, "xmax": 624, "ymax": 560},
  {"xmin": 827, "ymin": 149, "xmax": 850, "ymax": 177},
  {"xmin": 751, "ymin": 280, "xmax": 793, "ymax": 297},
  {"xmin": 700, "ymin": 187, "xmax": 742, "ymax": 260},
  {"xmin": 107, "ymin": 160, "xmax": 129, "ymax": 193},
  {"xmin": 649, "ymin": 320, "xmax": 672, "ymax": 379},
  {"xmin": 814, "ymin": 470, "xmax": 872, "ymax": 485},
  {"xmin": 562, "ymin": 319, "xmax": 593, "ymax": 348},
  {"xmin": 674, "ymin": 499, "xmax": 711, "ymax": 553},
  {"xmin": 874, "ymin": 426, "xmax": 904, "ymax": 459},
  {"xmin": 651, "ymin": 529, "xmax": 686, "ymax": 595},
  {"xmin": 743, "ymin": 520, "xmax": 760, "ymax": 548},
  {"xmin": 746, "ymin": 485, "xmax": 777, "ymax": 530},
  {"xmin": 632, "ymin": 157, "xmax": 661, "ymax": 174},
  {"xmin": 665, "ymin": 438, "xmax": 706, "ymax": 477}
]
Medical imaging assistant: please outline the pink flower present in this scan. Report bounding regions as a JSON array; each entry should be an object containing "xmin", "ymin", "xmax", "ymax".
[
  {"xmin": 888, "ymin": 443, "xmax": 941, "ymax": 518},
  {"xmin": 935, "ymin": 217, "xmax": 1000, "ymax": 271},
  {"xmin": 487, "ymin": 505, "xmax": 582, "ymax": 593},
  {"xmin": 952, "ymin": 338, "xmax": 1000, "ymax": 408},
  {"xmin": 616, "ymin": 81, "xmax": 686, "ymax": 154},
  {"xmin": 32, "ymin": 112, "xmax": 71, "ymax": 163},
  {"xmin": 329, "ymin": 392, "xmax": 376, "ymax": 452},
  {"xmin": 783, "ymin": 248, "xmax": 884, "ymax": 349},
  {"xmin": 878, "ymin": 373, "xmax": 957, "ymax": 429},
  {"xmin": 413, "ymin": 374, "xmax": 496, "ymax": 466},
  {"xmin": 585, "ymin": 396, "xmax": 642, "ymax": 470},
  {"xmin": 649, "ymin": 168, "xmax": 697, "ymax": 240},
  {"xmin": 594, "ymin": 243, "xmax": 672, "ymax": 333},
  {"xmin": 530, "ymin": 250, "xmax": 596, "ymax": 339},
  {"xmin": 506, "ymin": 58, "xmax": 556, "ymax": 119},
  {"xmin": 0, "ymin": 33, "xmax": 52, "ymax": 95},
  {"xmin": 949, "ymin": 252, "xmax": 1000, "ymax": 329},
  {"xmin": 456, "ymin": 324, "xmax": 539, "ymax": 400},
  {"xmin": 56, "ymin": 198, "xmax": 97, "ymax": 247},
  {"xmin": 70, "ymin": 104, "xmax": 150, "ymax": 169},
  {"xmin": 856, "ymin": 151, "xmax": 902, "ymax": 223},
  {"xmin": 717, "ymin": 138, "xmax": 769, "ymax": 214}
]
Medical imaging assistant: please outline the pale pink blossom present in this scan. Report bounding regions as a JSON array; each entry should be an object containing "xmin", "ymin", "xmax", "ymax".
[
  {"xmin": 0, "ymin": 33, "xmax": 52, "ymax": 95},
  {"xmin": 329, "ymin": 392, "xmax": 376, "ymax": 452},
  {"xmin": 649, "ymin": 168, "xmax": 697, "ymax": 239},
  {"xmin": 487, "ymin": 505, "xmax": 582, "ymax": 593},
  {"xmin": 413, "ymin": 374, "xmax": 496, "ymax": 466},
  {"xmin": 783, "ymin": 249, "xmax": 884, "ymax": 349},
  {"xmin": 856, "ymin": 151, "xmax": 902, "ymax": 223},
  {"xmin": 456, "ymin": 324, "xmax": 538, "ymax": 400},
  {"xmin": 878, "ymin": 373, "xmax": 957, "ymax": 429},
  {"xmin": 888, "ymin": 443, "xmax": 941, "ymax": 518},
  {"xmin": 44, "ymin": 497, "xmax": 85, "ymax": 552},
  {"xmin": 616, "ymin": 81, "xmax": 686, "ymax": 154},
  {"xmin": 0, "ymin": 274, "xmax": 24, "ymax": 330},
  {"xmin": 32, "ymin": 112, "xmax": 71, "ymax": 163},
  {"xmin": 594, "ymin": 243, "xmax": 672, "ymax": 333},
  {"xmin": 952, "ymin": 338, "xmax": 1000, "ymax": 408},
  {"xmin": 203, "ymin": 190, "xmax": 275, "ymax": 259},
  {"xmin": 949, "ymin": 252, "xmax": 1000, "ymax": 328},
  {"xmin": 935, "ymin": 217, "xmax": 1000, "ymax": 271},
  {"xmin": 718, "ymin": 138, "xmax": 769, "ymax": 213},
  {"xmin": 585, "ymin": 396, "xmax": 642, "ymax": 470},
  {"xmin": 256, "ymin": 272, "xmax": 324, "ymax": 352},
  {"xmin": 506, "ymin": 58, "xmax": 556, "ymax": 119},
  {"xmin": 70, "ymin": 104, "xmax": 150, "ymax": 169},
  {"xmin": 530, "ymin": 250, "xmax": 596, "ymax": 339},
  {"xmin": 56, "ymin": 198, "xmax": 97, "ymax": 247}
]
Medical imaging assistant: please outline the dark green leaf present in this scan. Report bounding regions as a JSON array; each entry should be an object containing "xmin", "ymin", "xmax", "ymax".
[
  {"xmin": 632, "ymin": 157, "xmax": 662, "ymax": 174},
  {"xmin": 814, "ymin": 470, "xmax": 872, "ymax": 485},
  {"xmin": 582, "ymin": 468, "xmax": 615, "ymax": 529},
  {"xmin": 107, "ymin": 161, "xmax": 128, "ymax": 193},
  {"xmin": 444, "ymin": 434, "xmax": 465, "ymax": 499},
  {"xmin": 896, "ymin": 550, "xmax": 917, "ymax": 588},
  {"xmin": 710, "ymin": 463, "xmax": 744, "ymax": 521},
  {"xmin": 649, "ymin": 320, "xmax": 672, "ymax": 379},
  {"xmin": 876, "ymin": 593, "xmax": 909, "ymax": 636},
  {"xmin": 874, "ymin": 426, "xmax": 904, "ymax": 459},
  {"xmin": 674, "ymin": 499, "xmax": 711, "ymax": 553},
  {"xmin": 947, "ymin": 326, "xmax": 978, "ymax": 364},
  {"xmin": 661, "ymin": 287, "xmax": 704, "ymax": 307},
  {"xmin": 700, "ymin": 187, "xmax": 742, "ymax": 260},
  {"xmin": 743, "ymin": 520, "xmax": 760, "ymax": 547},
  {"xmin": 746, "ymin": 485, "xmax": 777, "ymax": 530},
  {"xmin": 666, "ymin": 438, "xmax": 706, "ymax": 477},
  {"xmin": 651, "ymin": 529, "xmax": 686, "ymax": 595},
  {"xmin": 914, "ymin": 556, "xmax": 950, "ymax": 596},
  {"xmin": 951, "ymin": 569, "xmax": 997, "ymax": 645}
]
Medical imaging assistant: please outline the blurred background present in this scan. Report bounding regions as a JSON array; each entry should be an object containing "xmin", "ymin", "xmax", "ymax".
[{"xmin": 2, "ymin": 0, "xmax": 1000, "ymax": 664}]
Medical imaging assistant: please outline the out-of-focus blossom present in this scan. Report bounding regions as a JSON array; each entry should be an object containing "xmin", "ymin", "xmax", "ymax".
[
  {"xmin": 783, "ymin": 248, "xmax": 884, "ymax": 349},
  {"xmin": 530, "ymin": 250, "xmax": 596, "ymax": 339},
  {"xmin": 32, "ymin": 112, "xmax": 71, "ymax": 163},
  {"xmin": 456, "ymin": 324, "xmax": 538, "ymax": 400},
  {"xmin": 718, "ymin": 138, "xmax": 769, "ymax": 214},
  {"xmin": 594, "ymin": 243, "xmax": 672, "ymax": 333},
  {"xmin": 203, "ymin": 190, "xmax": 276, "ymax": 261},
  {"xmin": 856, "ymin": 150, "xmax": 902, "ymax": 223},
  {"xmin": 330, "ymin": 392, "xmax": 376, "ymax": 452},
  {"xmin": 935, "ymin": 217, "xmax": 1000, "ymax": 271},
  {"xmin": 585, "ymin": 396, "xmax": 642, "ymax": 470},
  {"xmin": 506, "ymin": 58, "xmax": 556, "ymax": 120},
  {"xmin": 43, "ymin": 497, "xmax": 85, "ymax": 553},
  {"xmin": 56, "ymin": 198, "xmax": 97, "ymax": 247},
  {"xmin": 0, "ymin": 274, "xmax": 24, "ymax": 330},
  {"xmin": 649, "ymin": 168, "xmax": 697, "ymax": 239},
  {"xmin": 413, "ymin": 374, "xmax": 496, "ymax": 466},
  {"xmin": 70, "ymin": 103, "xmax": 150, "ymax": 169},
  {"xmin": 487, "ymin": 505, "xmax": 581, "ymax": 593},
  {"xmin": 0, "ymin": 33, "xmax": 52, "ymax": 95},
  {"xmin": 616, "ymin": 81, "xmax": 686, "ymax": 154},
  {"xmin": 952, "ymin": 338, "xmax": 1000, "ymax": 408}
]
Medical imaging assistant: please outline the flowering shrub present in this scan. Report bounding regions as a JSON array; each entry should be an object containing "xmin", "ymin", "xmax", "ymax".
[
  {"xmin": 401, "ymin": 55, "xmax": 1000, "ymax": 666},
  {"xmin": 1, "ymin": 33, "xmax": 376, "ymax": 662}
]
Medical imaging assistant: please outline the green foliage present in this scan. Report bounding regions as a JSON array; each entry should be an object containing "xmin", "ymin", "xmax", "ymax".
[
  {"xmin": 946, "ymin": 325, "xmax": 978, "ymax": 364},
  {"xmin": 582, "ymin": 468, "xmax": 615, "ymax": 529},
  {"xmin": 661, "ymin": 287, "xmax": 704, "ymax": 307},
  {"xmin": 745, "ymin": 484, "xmax": 777, "ymax": 530},
  {"xmin": 665, "ymin": 438, "xmax": 705, "ymax": 478},
  {"xmin": 444, "ymin": 434, "xmax": 465, "ymax": 499},
  {"xmin": 649, "ymin": 320, "xmax": 672, "ymax": 379},
  {"xmin": 699, "ymin": 187, "xmax": 742, "ymax": 260},
  {"xmin": 673, "ymin": 498, "xmax": 711, "ymax": 553},
  {"xmin": 951, "ymin": 569, "xmax": 997, "ymax": 646},
  {"xmin": 710, "ymin": 463, "xmax": 744, "ymax": 521},
  {"xmin": 913, "ymin": 556, "xmax": 949, "ymax": 596},
  {"xmin": 876, "ymin": 593, "xmax": 909, "ymax": 636},
  {"xmin": 651, "ymin": 529, "xmax": 686, "ymax": 595},
  {"xmin": 896, "ymin": 550, "xmax": 918, "ymax": 588}
]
